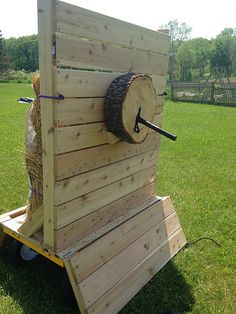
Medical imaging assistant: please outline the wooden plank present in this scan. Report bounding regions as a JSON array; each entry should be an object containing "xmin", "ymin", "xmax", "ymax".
[
  {"xmin": 56, "ymin": 166, "xmax": 157, "ymax": 230},
  {"xmin": 56, "ymin": 33, "xmax": 168, "ymax": 76},
  {"xmin": 55, "ymin": 184, "xmax": 156, "ymax": 250},
  {"xmin": 58, "ymin": 196, "xmax": 159, "ymax": 254},
  {"xmin": 55, "ymin": 113, "xmax": 162, "ymax": 154},
  {"xmin": 86, "ymin": 228, "xmax": 186, "ymax": 314},
  {"xmin": 0, "ymin": 207, "xmax": 26, "ymax": 221},
  {"xmin": 55, "ymin": 150, "xmax": 158, "ymax": 205},
  {"xmin": 55, "ymin": 96, "xmax": 164, "ymax": 128},
  {"xmin": 68, "ymin": 196, "xmax": 174, "ymax": 283},
  {"xmin": 38, "ymin": 0, "xmax": 56, "ymax": 248},
  {"xmin": 55, "ymin": 132, "xmax": 159, "ymax": 180},
  {"xmin": 55, "ymin": 98, "xmax": 104, "ymax": 127},
  {"xmin": 57, "ymin": 69, "xmax": 166, "ymax": 98},
  {"xmin": 55, "ymin": 122, "xmax": 107, "ymax": 154},
  {"xmin": 64, "ymin": 259, "xmax": 87, "ymax": 314},
  {"xmin": 79, "ymin": 212, "xmax": 181, "ymax": 307},
  {"xmin": 57, "ymin": 1, "xmax": 170, "ymax": 54},
  {"xmin": 17, "ymin": 206, "xmax": 43, "ymax": 237}
]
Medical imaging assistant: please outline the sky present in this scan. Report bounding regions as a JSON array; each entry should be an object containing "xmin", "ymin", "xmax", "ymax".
[{"xmin": 0, "ymin": 0, "xmax": 235, "ymax": 39}]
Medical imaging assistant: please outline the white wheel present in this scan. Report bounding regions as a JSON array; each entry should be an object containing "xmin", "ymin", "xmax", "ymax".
[{"xmin": 20, "ymin": 244, "xmax": 39, "ymax": 261}]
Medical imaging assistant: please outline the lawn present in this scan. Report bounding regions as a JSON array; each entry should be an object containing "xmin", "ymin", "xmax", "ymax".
[{"xmin": 0, "ymin": 83, "xmax": 235, "ymax": 313}]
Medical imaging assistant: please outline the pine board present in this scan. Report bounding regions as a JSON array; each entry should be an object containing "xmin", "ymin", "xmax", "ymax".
[
  {"xmin": 55, "ymin": 150, "xmax": 158, "ymax": 205},
  {"xmin": 56, "ymin": 33, "xmax": 168, "ymax": 75},
  {"xmin": 57, "ymin": 1, "xmax": 170, "ymax": 54},
  {"xmin": 57, "ymin": 69, "xmax": 166, "ymax": 98},
  {"xmin": 55, "ymin": 132, "xmax": 160, "ymax": 180},
  {"xmin": 55, "ymin": 166, "xmax": 157, "ymax": 229},
  {"xmin": 79, "ymin": 212, "xmax": 181, "ymax": 307},
  {"xmin": 55, "ymin": 184, "xmax": 156, "ymax": 251}
]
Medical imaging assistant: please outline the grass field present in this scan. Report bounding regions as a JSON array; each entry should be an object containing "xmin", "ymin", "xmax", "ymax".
[{"xmin": 0, "ymin": 83, "xmax": 235, "ymax": 314}]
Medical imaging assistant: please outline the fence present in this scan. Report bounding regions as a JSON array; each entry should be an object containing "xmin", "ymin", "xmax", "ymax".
[{"xmin": 171, "ymin": 82, "xmax": 236, "ymax": 106}]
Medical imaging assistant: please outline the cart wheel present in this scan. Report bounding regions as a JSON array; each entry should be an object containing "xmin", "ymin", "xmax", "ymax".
[
  {"xmin": 61, "ymin": 270, "xmax": 78, "ymax": 308},
  {"xmin": 8, "ymin": 239, "xmax": 39, "ymax": 266}
]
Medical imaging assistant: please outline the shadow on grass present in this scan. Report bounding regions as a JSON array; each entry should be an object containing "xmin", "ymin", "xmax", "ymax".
[
  {"xmin": 0, "ymin": 249, "xmax": 78, "ymax": 314},
  {"xmin": 120, "ymin": 260, "xmax": 195, "ymax": 314},
  {"xmin": 0, "ymin": 248, "xmax": 195, "ymax": 314}
]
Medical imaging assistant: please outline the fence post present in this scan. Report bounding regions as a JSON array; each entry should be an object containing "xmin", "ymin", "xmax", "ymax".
[
  {"xmin": 171, "ymin": 83, "xmax": 174, "ymax": 100},
  {"xmin": 211, "ymin": 82, "xmax": 215, "ymax": 104}
]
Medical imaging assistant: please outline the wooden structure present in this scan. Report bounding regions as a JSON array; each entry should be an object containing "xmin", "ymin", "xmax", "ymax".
[{"xmin": 0, "ymin": 1, "xmax": 186, "ymax": 313}]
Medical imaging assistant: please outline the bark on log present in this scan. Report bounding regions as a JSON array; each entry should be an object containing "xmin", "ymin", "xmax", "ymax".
[{"xmin": 104, "ymin": 73, "xmax": 157, "ymax": 144}]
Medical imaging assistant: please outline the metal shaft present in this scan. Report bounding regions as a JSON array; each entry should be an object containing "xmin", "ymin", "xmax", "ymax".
[{"xmin": 136, "ymin": 116, "xmax": 177, "ymax": 141}]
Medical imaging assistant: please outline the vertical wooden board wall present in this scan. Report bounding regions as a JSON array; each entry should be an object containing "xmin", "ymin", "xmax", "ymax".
[
  {"xmin": 38, "ymin": 0, "xmax": 170, "ymax": 250},
  {"xmin": 37, "ymin": 0, "xmax": 56, "ymax": 248}
]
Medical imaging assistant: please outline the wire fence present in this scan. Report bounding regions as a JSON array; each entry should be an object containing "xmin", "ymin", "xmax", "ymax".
[{"xmin": 171, "ymin": 82, "xmax": 236, "ymax": 107}]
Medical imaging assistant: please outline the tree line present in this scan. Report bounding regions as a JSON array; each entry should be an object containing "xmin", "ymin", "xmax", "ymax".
[
  {"xmin": 164, "ymin": 20, "xmax": 236, "ymax": 81},
  {"xmin": 0, "ymin": 31, "xmax": 38, "ymax": 74},
  {"xmin": 0, "ymin": 22, "xmax": 236, "ymax": 82}
]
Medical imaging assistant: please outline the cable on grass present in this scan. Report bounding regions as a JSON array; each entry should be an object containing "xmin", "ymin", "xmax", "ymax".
[{"xmin": 185, "ymin": 237, "xmax": 221, "ymax": 248}]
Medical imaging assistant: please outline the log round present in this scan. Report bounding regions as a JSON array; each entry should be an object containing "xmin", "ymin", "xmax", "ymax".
[{"xmin": 104, "ymin": 72, "xmax": 157, "ymax": 144}]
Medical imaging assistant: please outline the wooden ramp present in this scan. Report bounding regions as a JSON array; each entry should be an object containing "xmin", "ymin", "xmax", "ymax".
[{"xmin": 63, "ymin": 196, "xmax": 186, "ymax": 314}]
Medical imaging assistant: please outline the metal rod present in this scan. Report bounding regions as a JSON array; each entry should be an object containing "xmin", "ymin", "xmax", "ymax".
[{"xmin": 137, "ymin": 116, "xmax": 177, "ymax": 141}]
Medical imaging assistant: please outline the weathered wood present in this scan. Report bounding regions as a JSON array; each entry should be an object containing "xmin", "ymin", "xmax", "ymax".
[
  {"xmin": 56, "ymin": 33, "xmax": 168, "ymax": 75},
  {"xmin": 56, "ymin": 166, "xmax": 157, "ymax": 230},
  {"xmin": 55, "ymin": 184, "xmax": 156, "ymax": 250},
  {"xmin": 57, "ymin": 1, "xmax": 170, "ymax": 54},
  {"xmin": 86, "ymin": 228, "xmax": 186, "ymax": 314},
  {"xmin": 55, "ymin": 150, "xmax": 158, "ymax": 205},
  {"xmin": 17, "ymin": 206, "xmax": 43, "ymax": 237},
  {"xmin": 57, "ymin": 69, "xmax": 166, "ymax": 98},
  {"xmin": 55, "ymin": 132, "xmax": 160, "ymax": 180},
  {"xmin": 79, "ymin": 212, "xmax": 181, "ymax": 307},
  {"xmin": 68, "ymin": 196, "xmax": 174, "ymax": 283},
  {"xmin": 104, "ymin": 73, "xmax": 157, "ymax": 144},
  {"xmin": 38, "ymin": 0, "xmax": 56, "ymax": 248},
  {"xmin": 55, "ymin": 122, "xmax": 107, "ymax": 154}
]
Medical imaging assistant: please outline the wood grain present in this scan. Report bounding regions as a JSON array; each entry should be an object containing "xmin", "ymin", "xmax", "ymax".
[
  {"xmin": 79, "ymin": 212, "xmax": 181, "ymax": 307},
  {"xmin": 55, "ymin": 150, "xmax": 158, "ymax": 205},
  {"xmin": 57, "ymin": 1, "xmax": 170, "ymax": 54},
  {"xmin": 86, "ymin": 228, "xmax": 186, "ymax": 313},
  {"xmin": 55, "ymin": 132, "xmax": 160, "ymax": 180},
  {"xmin": 55, "ymin": 184, "xmax": 156, "ymax": 251},
  {"xmin": 38, "ymin": 0, "xmax": 56, "ymax": 248},
  {"xmin": 56, "ymin": 166, "xmax": 157, "ymax": 229},
  {"xmin": 68, "ymin": 196, "xmax": 174, "ymax": 283},
  {"xmin": 56, "ymin": 33, "xmax": 168, "ymax": 75},
  {"xmin": 57, "ymin": 69, "xmax": 166, "ymax": 98}
]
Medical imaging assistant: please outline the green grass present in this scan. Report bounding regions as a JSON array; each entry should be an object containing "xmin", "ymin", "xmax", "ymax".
[{"xmin": 0, "ymin": 83, "xmax": 236, "ymax": 313}]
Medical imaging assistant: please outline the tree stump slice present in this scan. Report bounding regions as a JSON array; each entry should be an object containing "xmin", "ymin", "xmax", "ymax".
[{"xmin": 104, "ymin": 73, "xmax": 157, "ymax": 144}]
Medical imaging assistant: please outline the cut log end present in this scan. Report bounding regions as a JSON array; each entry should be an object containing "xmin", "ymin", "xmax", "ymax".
[{"xmin": 104, "ymin": 73, "xmax": 157, "ymax": 144}]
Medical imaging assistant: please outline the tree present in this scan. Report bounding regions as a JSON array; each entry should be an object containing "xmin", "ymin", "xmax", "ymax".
[
  {"xmin": 189, "ymin": 38, "xmax": 213, "ymax": 79},
  {"xmin": 210, "ymin": 28, "xmax": 236, "ymax": 76},
  {"xmin": 176, "ymin": 41, "xmax": 195, "ymax": 81},
  {"xmin": 161, "ymin": 19, "xmax": 192, "ymax": 52},
  {"xmin": 0, "ymin": 31, "xmax": 10, "ymax": 73},
  {"xmin": 5, "ymin": 35, "xmax": 38, "ymax": 72}
]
